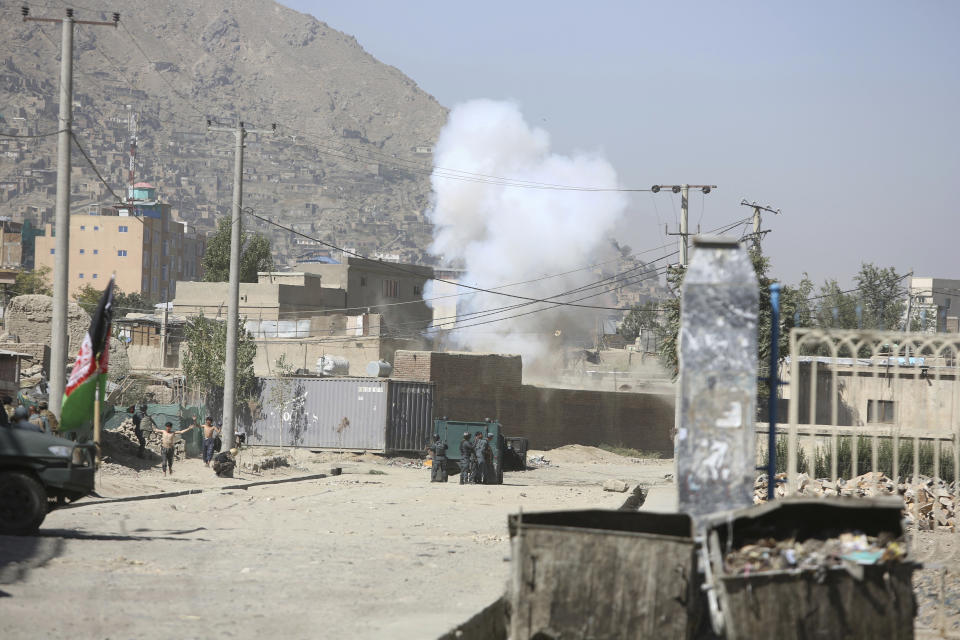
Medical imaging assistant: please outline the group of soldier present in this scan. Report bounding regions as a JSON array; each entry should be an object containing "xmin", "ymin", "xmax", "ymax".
[
  {"xmin": 1, "ymin": 396, "xmax": 58, "ymax": 434},
  {"xmin": 427, "ymin": 431, "xmax": 498, "ymax": 484}
]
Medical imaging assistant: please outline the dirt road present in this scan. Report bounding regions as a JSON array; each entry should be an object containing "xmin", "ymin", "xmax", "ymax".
[{"xmin": 0, "ymin": 447, "xmax": 675, "ymax": 639}]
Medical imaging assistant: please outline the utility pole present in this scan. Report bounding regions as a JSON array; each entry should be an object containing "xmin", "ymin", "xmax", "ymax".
[
  {"xmin": 739, "ymin": 199, "xmax": 781, "ymax": 251},
  {"xmin": 652, "ymin": 184, "xmax": 715, "ymax": 266},
  {"xmin": 207, "ymin": 120, "xmax": 275, "ymax": 449},
  {"xmin": 23, "ymin": 7, "xmax": 119, "ymax": 417}
]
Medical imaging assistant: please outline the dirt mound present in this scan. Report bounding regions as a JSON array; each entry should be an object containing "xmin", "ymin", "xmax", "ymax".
[{"xmin": 528, "ymin": 444, "xmax": 630, "ymax": 465}]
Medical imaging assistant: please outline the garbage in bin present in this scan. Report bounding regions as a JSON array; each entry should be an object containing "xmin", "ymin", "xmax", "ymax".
[{"xmin": 700, "ymin": 497, "xmax": 918, "ymax": 640}]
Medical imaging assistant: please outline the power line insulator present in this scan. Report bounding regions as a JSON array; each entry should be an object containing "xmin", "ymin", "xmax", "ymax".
[
  {"xmin": 702, "ymin": 186, "xmax": 711, "ymax": 194},
  {"xmin": 672, "ymin": 185, "xmax": 681, "ymax": 193},
  {"xmin": 651, "ymin": 185, "xmax": 660, "ymax": 193}
]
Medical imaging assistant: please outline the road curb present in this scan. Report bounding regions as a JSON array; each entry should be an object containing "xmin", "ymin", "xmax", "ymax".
[{"xmin": 60, "ymin": 473, "xmax": 330, "ymax": 509}]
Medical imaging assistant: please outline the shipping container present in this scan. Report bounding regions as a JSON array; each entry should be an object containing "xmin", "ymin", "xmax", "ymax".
[{"xmin": 246, "ymin": 377, "xmax": 433, "ymax": 453}]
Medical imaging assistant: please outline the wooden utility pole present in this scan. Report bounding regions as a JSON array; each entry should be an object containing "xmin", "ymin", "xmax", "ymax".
[{"xmin": 739, "ymin": 199, "xmax": 781, "ymax": 251}]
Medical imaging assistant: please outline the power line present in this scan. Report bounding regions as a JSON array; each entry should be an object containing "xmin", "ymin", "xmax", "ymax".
[{"xmin": 0, "ymin": 129, "xmax": 65, "ymax": 138}]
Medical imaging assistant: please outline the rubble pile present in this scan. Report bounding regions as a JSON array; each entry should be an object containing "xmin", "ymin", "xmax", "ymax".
[
  {"xmin": 101, "ymin": 419, "xmax": 181, "ymax": 461},
  {"xmin": 527, "ymin": 455, "xmax": 551, "ymax": 468},
  {"xmin": 724, "ymin": 532, "xmax": 908, "ymax": 575},
  {"xmin": 754, "ymin": 472, "xmax": 957, "ymax": 530}
]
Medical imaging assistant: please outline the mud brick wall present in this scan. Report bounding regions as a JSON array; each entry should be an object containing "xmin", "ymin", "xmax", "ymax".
[{"xmin": 392, "ymin": 350, "xmax": 522, "ymax": 387}]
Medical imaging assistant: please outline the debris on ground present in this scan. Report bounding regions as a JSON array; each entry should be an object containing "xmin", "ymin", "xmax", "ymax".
[
  {"xmin": 385, "ymin": 458, "xmax": 424, "ymax": 469},
  {"xmin": 527, "ymin": 455, "xmax": 550, "ymax": 468},
  {"xmin": 602, "ymin": 479, "xmax": 629, "ymax": 492},
  {"xmin": 723, "ymin": 532, "xmax": 908, "ymax": 575},
  {"xmin": 247, "ymin": 456, "xmax": 290, "ymax": 472},
  {"xmin": 753, "ymin": 472, "xmax": 957, "ymax": 530},
  {"xmin": 102, "ymin": 419, "xmax": 182, "ymax": 462},
  {"xmin": 618, "ymin": 486, "xmax": 648, "ymax": 511}
]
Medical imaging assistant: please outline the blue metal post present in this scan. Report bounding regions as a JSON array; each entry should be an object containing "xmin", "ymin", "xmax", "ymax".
[{"xmin": 767, "ymin": 283, "xmax": 781, "ymax": 501}]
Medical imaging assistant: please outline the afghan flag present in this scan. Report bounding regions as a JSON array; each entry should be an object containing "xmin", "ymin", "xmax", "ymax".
[{"xmin": 60, "ymin": 276, "xmax": 115, "ymax": 433}]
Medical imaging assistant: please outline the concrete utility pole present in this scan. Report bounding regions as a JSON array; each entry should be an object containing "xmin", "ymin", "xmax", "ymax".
[
  {"xmin": 23, "ymin": 7, "xmax": 119, "ymax": 417},
  {"xmin": 207, "ymin": 120, "xmax": 275, "ymax": 449},
  {"xmin": 653, "ymin": 184, "xmax": 715, "ymax": 266},
  {"xmin": 739, "ymin": 199, "xmax": 781, "ymax": 251}
]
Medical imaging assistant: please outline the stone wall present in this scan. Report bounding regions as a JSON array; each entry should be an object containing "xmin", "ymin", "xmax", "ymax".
[{"xmin": 6, "ymin": 295, "xmax": 90, "ymax": 355}]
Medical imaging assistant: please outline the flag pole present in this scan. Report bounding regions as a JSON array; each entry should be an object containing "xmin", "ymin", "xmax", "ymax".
[{"xmin": 93, "ymin": 382, "xmax": 101, "ymax": 466}]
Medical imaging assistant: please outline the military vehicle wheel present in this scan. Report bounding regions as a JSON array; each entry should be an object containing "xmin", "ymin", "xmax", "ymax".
[{"xmin": 0, "ymin": 471, "xmax": 47, "ymax": 535}]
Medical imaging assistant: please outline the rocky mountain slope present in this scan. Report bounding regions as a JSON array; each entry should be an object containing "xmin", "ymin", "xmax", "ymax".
[{"xmin": 0, "ymin": 0, "xmax": 447, "ymax": 267}]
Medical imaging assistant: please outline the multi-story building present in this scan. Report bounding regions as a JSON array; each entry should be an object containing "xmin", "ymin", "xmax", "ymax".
[
  {"xmin": 910, "ymin": 277, "xmax": 960, "ymax": 333},
  {"xmin": 35, "ymin": 182, "xmax": 205, "ymax": 300}
]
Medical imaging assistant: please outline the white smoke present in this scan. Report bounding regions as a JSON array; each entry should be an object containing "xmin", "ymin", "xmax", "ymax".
[{"xmin": 425, "ymin": 100, "xmax": 628, "ymax": 367}]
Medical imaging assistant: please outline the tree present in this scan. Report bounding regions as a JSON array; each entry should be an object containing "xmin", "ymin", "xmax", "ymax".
[
  {"xmin": 74, "ymin": 284, "xmax": 154, "ymax": 316},
  {"xmin": 854, "ymin": 263, "xmax": 906, "ymax": 330},
  {"xmin": 182, "ymin": 314, "xmax": 257, "ymax": 414},
  {"xmin": 618, "ymin": 300, "xmax": 660, "ymax": 342},
  {"xmin": 202, "ymin": 217, "xmax": 274, "ymax": 283},
  {"xmin": 10, "ymin": 266, "xmax": 52, "ymax": 297}
]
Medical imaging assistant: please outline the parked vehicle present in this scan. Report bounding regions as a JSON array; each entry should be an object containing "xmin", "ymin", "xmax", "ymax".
[
  {"xmin": 0, "ymin": 428, "xmax": 97, "ymax": 534},
  {"xmin": 432, "ymin": 418, "xmax": 530, "ymax": 484}
]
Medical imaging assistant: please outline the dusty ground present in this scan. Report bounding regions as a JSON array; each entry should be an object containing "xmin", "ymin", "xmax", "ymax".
[{"xmin": 0, "ymin": 445, "xmax": 676, "ymax": 639}]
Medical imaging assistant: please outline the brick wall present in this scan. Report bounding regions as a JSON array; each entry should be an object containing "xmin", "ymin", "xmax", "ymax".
[{"xmin": 393, "ymin": 349, "xmax": 675, "ymax": 455}]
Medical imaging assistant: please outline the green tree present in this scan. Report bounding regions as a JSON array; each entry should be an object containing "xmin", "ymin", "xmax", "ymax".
[
  {"xmin": 74, "ymin": 284, "xmax": 154, "ymax": 315},
  {"xmin": 182, "ymin": 314, "xmax": 257, "ymax": 414},
  {"xmin": 202, "ymin": 216, "xmax": 274, "ymax": 283},
  {"xmin": 618, "ymin": 300, "xmax": 660, "ymax": 342},
  {"xmin": 10, "ymin": 265, "xmax": 52, "ymax": 296},
  {"xmin": 854, "ymin": 263, "xmax": 906, "ymax": 330}
]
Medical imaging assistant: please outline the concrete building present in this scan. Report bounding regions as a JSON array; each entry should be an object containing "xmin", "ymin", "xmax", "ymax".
[
  {"xmin": 0, "ymin": 218, "xmax": 23, "ymax": 268},
  {"xmin": 297, "ymin": 256, "xmax": 434, "ymax": 333},
  {"xmin": 173, "ymin": 272, "xmax": 346, "ymax": 324},
  {"xmin": 781, "ymin": 357, "xmax": 959, "ymax": 437},
  {"xmin": 35, "ymin": 183, "xmax": 206, "ymax": 300},
  {"xmin": 910, "ymin": 277, "xmax": 960, "ymax": 333}
]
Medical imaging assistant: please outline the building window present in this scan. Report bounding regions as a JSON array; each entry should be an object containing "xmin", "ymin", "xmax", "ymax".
[
  {"xmin": 118, "ymin": 249, "xmax": 127, "ymax": 257},
  {"xmin": 93, "ymin": 226, "xmax": 99, "ymax": 231},
  {"xmin": 382, "ymin": 279, "xmax": 399, "ymax": 298},
  {"xmin": 119, "ymin": 225, "xmax": 129, "ymax": 233},
  {"xmin": 93, "ymin": 249, "xmax": 98, "ymax": 255},
  {"xmin": 92, "ymin": 273, "xmax": 98, "ymax": 279},
  {"xmin": 80, "ymin": 225, "xmax": 85, "ymax": 230},
  {"xmin": 413, "ymin": 284, "xmax": 422, "ymax": 296},
  {"xmin": 79, "ymin": 249, "xmax": 84, "ymax": 254},
  {"xmin": 50, "ymin": 248, "xmax": 55, "ymax": 254},
  {"xmin": 360, "ymin": 276, "xmax": 367, "ymax": 287},
  {"xmin": 78, "ymin": 273, "xmax": 84, "ymax": 279},
  {"xmin": 867, "ymin": 400, "xmax": 895, "ymax": 423}
]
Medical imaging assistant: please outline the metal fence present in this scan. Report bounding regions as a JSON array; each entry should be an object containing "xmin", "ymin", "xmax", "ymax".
[{"xmin": 771, "ymin": 328, "xmax": 960, "ymax": 637}]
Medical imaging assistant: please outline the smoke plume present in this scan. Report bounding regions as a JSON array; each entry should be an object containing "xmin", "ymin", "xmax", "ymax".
[{"xmin": 426, "ymin": 100, "xmax": 628, "ymax": 368}]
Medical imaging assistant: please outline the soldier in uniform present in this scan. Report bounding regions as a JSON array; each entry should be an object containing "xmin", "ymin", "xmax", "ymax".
[
  {"xmin": 483, "ymin": 433, "xmax": 497, "ymax": 484},
  {"xmin": 472, "ymin": 431, "xmax": 486, "ymax": 484},
  {"xmin": 459, "ymin": 432, "xmax": 473, "ymax": 485},
  {"xmin": 428, "ymin": 434, "xmax": 448, "ymax": 482},
  {"xmin": 38, "ymin": 402, "xmax": 58, "ymax": 435}
]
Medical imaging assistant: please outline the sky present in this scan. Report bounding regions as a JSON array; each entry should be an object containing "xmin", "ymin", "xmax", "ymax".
[{"xmin": 285, "ymin": 0, "xmax": 960, "ymax": 287}]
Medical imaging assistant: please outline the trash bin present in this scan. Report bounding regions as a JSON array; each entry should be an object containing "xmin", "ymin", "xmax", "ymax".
[
  {"xmin": 508, "ymin": 509, "xmax": 702, "ymax": 639},
  {"xmin": 701, "ymin": 497, "xmax": 917, "ymax": 640}
]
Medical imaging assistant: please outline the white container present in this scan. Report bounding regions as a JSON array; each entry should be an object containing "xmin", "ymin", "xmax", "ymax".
[{"xmin": 316, "ymin": 355, "xmax": 350, "ymax": 377}]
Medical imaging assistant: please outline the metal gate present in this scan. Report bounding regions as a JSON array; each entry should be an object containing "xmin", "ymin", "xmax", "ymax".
[{"xmin": 768, "ymin": 328, "xmax": 960, "ymax": 637}]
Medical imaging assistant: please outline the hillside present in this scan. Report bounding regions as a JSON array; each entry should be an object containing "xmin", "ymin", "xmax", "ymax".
[{"xmin": 0, "ymin": 0, "xmax": 447, "ymax": 267}]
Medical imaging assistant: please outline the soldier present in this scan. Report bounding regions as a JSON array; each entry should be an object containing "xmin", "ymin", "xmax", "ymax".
[
  {"xmin": 458, "ymin": 432, "xmax": 473, "ymax": 485},
  {"xmin": 38, "ymin": 401, "xmax": 58, "ymax": 435},
  {"xmin": 128, "ymin": 405, "xmax": 146, "ymax": 458},
  {"xmin": 483, "ymin": 433, "xmax": 497, "ymax": 485},
  {"xmin": 472, "ymin": 431, "xmax": 486, "ymax": 484},
  {"xmin": 428, "ymin": 434, "xmax": 448, "ymax": 482}
]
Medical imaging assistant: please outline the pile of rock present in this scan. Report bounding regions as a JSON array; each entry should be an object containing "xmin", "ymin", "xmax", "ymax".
[
  {"xmin": 754, "ymin": 472, "xmax": 957, "ymax": 530},
  {"xmin": 102, "ymin": 418, "xmax": 183, "ymax": 461}
]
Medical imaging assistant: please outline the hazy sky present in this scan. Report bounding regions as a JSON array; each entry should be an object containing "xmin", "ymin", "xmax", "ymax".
[{"xmin": 286, "ymin": 0, "xmax": 959, "ymax": 287}]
